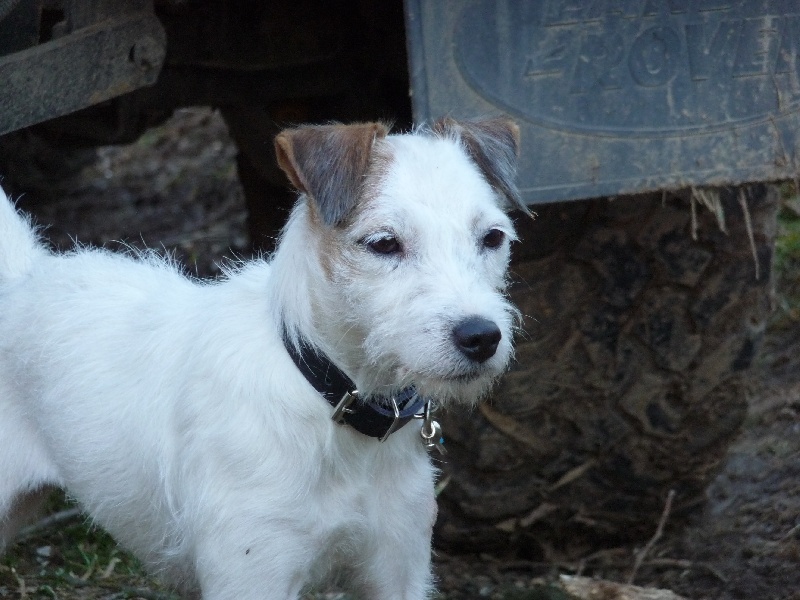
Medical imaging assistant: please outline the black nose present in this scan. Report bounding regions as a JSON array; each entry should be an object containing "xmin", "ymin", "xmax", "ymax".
[{"xmin": 453, "ymin": 317, "xmax": 502, "ymax": 363}]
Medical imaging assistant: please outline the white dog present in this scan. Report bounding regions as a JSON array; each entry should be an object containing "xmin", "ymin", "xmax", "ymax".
[{"xmin": 0, "ymin": 118, "xmax": 525, "ymax": 599}]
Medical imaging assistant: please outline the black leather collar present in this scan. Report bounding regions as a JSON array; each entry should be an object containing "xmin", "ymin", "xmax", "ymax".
[{"xmin": 283, "ymin": 335, "xmax": 428, "ymax": 440}]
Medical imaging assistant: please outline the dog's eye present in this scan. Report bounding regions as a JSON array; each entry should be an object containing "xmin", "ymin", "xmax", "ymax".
[
  {"xmin": 364, "ymin": 235, "xmax": 402, "ymax": 255},
  {"xmin": 482, "ymin": 228, "xmax": 505, "ymax": 250}
]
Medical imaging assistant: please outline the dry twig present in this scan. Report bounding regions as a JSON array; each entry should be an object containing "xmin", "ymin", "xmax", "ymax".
[
  {"xmin": 16, "ymin": 507, "xmax": 83, "ymax": 542},
  {"xmin": 561, "ymin": 574, "xmax": 688, "ymax": 600},
  {"xmin": 628, "ymin": 489, "xmax": 676, "ymax": 584},
  {"xmin": 738, "ymin": 188, "xmax": 760, "ymax": 280}
]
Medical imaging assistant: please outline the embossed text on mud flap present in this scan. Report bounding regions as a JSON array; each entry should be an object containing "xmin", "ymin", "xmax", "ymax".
[{"xmin": 406, "ymin": 0, "xmax": 800, "ymax": 203}]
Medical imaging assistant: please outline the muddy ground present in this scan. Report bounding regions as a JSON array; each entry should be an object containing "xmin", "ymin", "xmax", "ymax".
[{"xmin": 1, "ymin": 108, "xmax": 798, "ymax": 600}]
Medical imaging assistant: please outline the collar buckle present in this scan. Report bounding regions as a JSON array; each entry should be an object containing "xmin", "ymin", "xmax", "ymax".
[
  {"xmin": 331, "ymin": 390, "xmax": 359, "ymax": 424},
  {"xmin": 377, "ymin": 395, "xmax": 401, "ymax": 442}
]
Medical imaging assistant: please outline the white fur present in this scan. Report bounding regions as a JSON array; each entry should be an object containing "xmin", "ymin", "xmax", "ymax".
[{"xmin": 0, "ymin": 127, "xmax": 518, "ymax": 599}]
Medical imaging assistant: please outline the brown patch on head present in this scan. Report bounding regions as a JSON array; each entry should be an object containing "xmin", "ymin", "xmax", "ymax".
[
  {"xmin": 287, "ymin": 133, "xmax": 394, "ymax": 281},
  {"xmin": 346, "ymin": 139, "xmax": 395, "ymax": 223},
  {"xmin": 319, "ymin": 141, "xmax": 396, "ymax": 279},
  {"xmin": 274, "ymin": 122, "xmax": 390, "ymax": 227},
  {"xmin": 431, "ymin": 117, "xmax": 529, "ymax": 215},
  {"xmin": 309, "ymin": 210, "xmax": 345, "ymax": 280}
]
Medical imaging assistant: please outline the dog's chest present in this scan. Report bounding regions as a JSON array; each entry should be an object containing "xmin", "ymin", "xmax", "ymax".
[{"xmin": 308, "ymin": 430, "xmax": 436, "ymax": 549}]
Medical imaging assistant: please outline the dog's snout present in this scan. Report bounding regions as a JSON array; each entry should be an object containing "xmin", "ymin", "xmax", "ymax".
[{"xmin": 453, "ymin": 317, "xmax": 502, "ymax": 363}]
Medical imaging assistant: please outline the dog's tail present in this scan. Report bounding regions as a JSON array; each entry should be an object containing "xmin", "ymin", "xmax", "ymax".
[{"xmin": 0, "ymin": 186, "xmax": 45, "ymax": 281}]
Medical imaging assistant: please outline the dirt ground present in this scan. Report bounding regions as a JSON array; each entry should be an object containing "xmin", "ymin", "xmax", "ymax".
[{"xmin": 1, "ymin": 108, "xmax": 799, "ymax": 600}]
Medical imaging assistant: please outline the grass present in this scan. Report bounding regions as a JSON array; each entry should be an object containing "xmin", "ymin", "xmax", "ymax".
[
  {"xmin": 2, "ymin": 493, "xmax": 567, "ymax": 599},
  {"xmin": 1, "ymin": 492, "xmax": 175, "ymax": 599},
  {"xmin": 771, "ymin": 184, "xmax": 800, "ymax": 327}
]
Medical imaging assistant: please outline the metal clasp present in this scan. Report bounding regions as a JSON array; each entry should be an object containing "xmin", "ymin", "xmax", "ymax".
[
  {"xmin": 331, "ymin": 390, "xmax": 359, "ymax": 423},
  {"xmin": 419, "ymin": 401, "xmax": 446, "ymax": 455}
]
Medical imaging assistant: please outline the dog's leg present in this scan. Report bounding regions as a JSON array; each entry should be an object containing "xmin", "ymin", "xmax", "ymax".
[
  {"xmin": 357, "ymin": 531, "xmax": 435, "ymax": 600},
  {"xmin": 358, "ymin": 545, "xmax": 435, "ymax": 599},
  {"xmin": 195, "ymin": 530, "xmax": 311, "ymax": 600},
  {"xmin": 0, "ymin": 391, "xmax": 62, "ymax": 551},
  {"xmin": 354, "ymin": 483, "xmax": 437, "ymax": 600}
]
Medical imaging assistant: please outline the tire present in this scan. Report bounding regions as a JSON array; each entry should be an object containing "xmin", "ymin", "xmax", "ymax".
[{"xmin": 435, "ymin": 184, "xmax": 778, "ymax": 556}]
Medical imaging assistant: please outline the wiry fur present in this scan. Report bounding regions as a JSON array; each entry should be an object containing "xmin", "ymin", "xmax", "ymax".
[{"xmin": 0, "ymin": 119, "xmax": 521, "ymax": 599}]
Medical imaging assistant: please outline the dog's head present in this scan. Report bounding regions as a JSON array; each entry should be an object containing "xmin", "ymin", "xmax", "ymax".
[{"xmin": 274, "ymin": 118, "xmax": 526, "ymax": 405}]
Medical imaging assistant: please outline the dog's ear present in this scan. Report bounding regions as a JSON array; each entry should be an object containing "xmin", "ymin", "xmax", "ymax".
[
  {"xmin": 274, "ymin": 122, "xmax": 390, "ymax": 226},
  {"xmin": 432, "ymin": 117, "xmax": 529, "ymax": 215}
]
